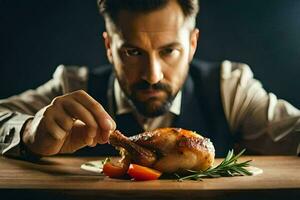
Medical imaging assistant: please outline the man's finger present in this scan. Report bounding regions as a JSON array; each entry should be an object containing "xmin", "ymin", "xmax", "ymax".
[
  {"xmin": 61, "ymin": 99, "xmax": 98, "ymax": 138},
  {"xmin": 72, "ymin": 90, "xmax": 116, "ymax": 131},
  {"xmin": 53, "ymin": 109, "xmax": 75, "ymax": 132},
  {"xmin": 45, "ymin": 118, "xmax": 68, "ymax": 140},
  {"xmin": 95, "ymin": 129, "xmax": 106, "ymax": 144}
]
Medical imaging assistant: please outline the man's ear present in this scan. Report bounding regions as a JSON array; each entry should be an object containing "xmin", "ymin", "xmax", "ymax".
[
  {"xmin": 189, "ymin": 28, "xmax": 200, "ymax": 62},
  {"xmin": 103, "ymin": 31, "xmax": 113, "ymax": 63}
]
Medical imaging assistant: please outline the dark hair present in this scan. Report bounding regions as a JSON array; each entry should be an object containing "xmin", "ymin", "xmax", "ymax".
[{"xmin": 97, "ymin": 0, "xmax": 199, "ymax": 29}]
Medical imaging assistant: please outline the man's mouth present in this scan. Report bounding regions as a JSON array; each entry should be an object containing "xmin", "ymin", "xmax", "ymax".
[{"xmin": 136, "ymin": 89, "xmax": 165, "ymax": 99}]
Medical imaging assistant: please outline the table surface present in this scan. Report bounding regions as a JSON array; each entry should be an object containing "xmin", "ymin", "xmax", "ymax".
[{"xmin": 0, "ymin": 155, "xmax": 299, "ymax": 200}]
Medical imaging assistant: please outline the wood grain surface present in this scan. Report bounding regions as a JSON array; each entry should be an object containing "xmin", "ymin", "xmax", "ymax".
[{"xmin": 0, "ymin": 156, "xmax": 299, "ymax": 200}]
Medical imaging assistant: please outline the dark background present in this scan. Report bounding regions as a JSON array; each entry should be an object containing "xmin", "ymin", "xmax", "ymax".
[{"xmin": 0, "ymin": 0, "xmax": 299, "ymax": 107}]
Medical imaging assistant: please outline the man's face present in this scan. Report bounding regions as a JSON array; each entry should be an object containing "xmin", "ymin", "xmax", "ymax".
[{"xmin": 103, "ymin": 1, "xmax": 199, "ymax": 117}]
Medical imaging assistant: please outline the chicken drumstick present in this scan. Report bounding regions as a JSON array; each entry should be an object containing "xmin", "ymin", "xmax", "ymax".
[{"xmin": 109, "ymin": 128, "xmax": 215, "ymax": 173}]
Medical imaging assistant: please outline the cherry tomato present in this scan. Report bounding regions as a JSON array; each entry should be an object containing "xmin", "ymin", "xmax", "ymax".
[
  {"xmin": 127, "ymin": 164, "xmax": 162, "ymax": 181},
  {"xmin": 103, "ymin": 160, "xmax": 128, "ymax": 178}
]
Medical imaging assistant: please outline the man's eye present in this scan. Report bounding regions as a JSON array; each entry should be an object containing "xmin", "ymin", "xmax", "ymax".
[
  {"xmin": 160, "ymin": 48, "xmax": 176, "ymax": 56},
  {"xmin": 125, "ymin": 49, "xmax": 141, "ymax": 56}
]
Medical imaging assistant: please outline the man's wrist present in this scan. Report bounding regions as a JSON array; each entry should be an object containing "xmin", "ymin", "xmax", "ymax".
[{"xmin": 20, "ymin": 119, "xmax": 41, "ymax": 161}]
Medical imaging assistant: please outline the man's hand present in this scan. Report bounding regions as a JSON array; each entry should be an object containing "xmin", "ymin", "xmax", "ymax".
[{"xmin": 22, "ymin": 90, "xmax": 116, "ymax": 156}]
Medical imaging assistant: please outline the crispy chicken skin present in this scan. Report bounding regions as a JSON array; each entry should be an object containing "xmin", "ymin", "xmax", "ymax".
[
  {"xmin": 109, "ymin": 128, "xmax": 215, "ymax": 173},
  {"xmin": 109, "ymin": 130, "xmax": 157, "ymax": 167}
]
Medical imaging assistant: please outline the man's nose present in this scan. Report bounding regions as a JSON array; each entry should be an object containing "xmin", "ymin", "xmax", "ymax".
[{"xmin": 142, "ymin": 56, "xmax": 164, "ymax": 84}]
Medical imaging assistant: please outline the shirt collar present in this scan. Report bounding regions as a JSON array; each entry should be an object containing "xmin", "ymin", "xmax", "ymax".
[{"xmin": 114, "ymin": 79, "xmax": 181, "ymax": 116}]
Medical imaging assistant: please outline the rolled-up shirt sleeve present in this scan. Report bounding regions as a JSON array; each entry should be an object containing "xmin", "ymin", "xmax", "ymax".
[
  {"xmin": 221, "ymin": 60, "xmax": 300, "ymax": 155},
  {"xmin": 0, "ymin": 112, "xmax": 33, "ymax": 157}
]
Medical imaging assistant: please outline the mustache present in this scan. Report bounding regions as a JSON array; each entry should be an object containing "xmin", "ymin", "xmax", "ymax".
[{"xmin": 132, "ymin": 80, "xmax": 172, "ymax": 92}]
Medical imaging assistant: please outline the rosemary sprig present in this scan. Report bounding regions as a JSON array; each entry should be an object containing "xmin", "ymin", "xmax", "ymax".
[{"xmin": 176, "ymin": 149, "xmax": 253, "ymax": 181}]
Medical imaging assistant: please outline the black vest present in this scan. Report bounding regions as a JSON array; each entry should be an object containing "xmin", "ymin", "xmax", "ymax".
[{"xmin": 75, "ymin": 60, "xmax": 233, "ymax": 157}]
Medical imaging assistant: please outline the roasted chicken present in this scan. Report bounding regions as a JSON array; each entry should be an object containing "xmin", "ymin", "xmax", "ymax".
[{"xmin": 109, "ymin": 128, "xmax": 215, "ymax": 173}]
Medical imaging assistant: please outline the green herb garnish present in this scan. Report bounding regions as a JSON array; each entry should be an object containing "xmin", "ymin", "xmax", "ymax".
[
  {"xmin": 176, "ymin": 149, "xmax": 253, "ymax": 181},
  {"xmin": 102, "ymin": 157, "xmax": 110, "ymax": 165}
]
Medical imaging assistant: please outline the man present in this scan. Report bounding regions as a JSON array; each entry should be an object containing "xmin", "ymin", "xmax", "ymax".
[{"xmin": 0, "ymin": 0, "xmax": 299, "ymax": 160}]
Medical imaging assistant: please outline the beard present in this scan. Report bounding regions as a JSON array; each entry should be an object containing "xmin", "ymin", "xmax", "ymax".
[{"xmin": 120, "ymin": 79, "xmax": 175, "ymax": 118}]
